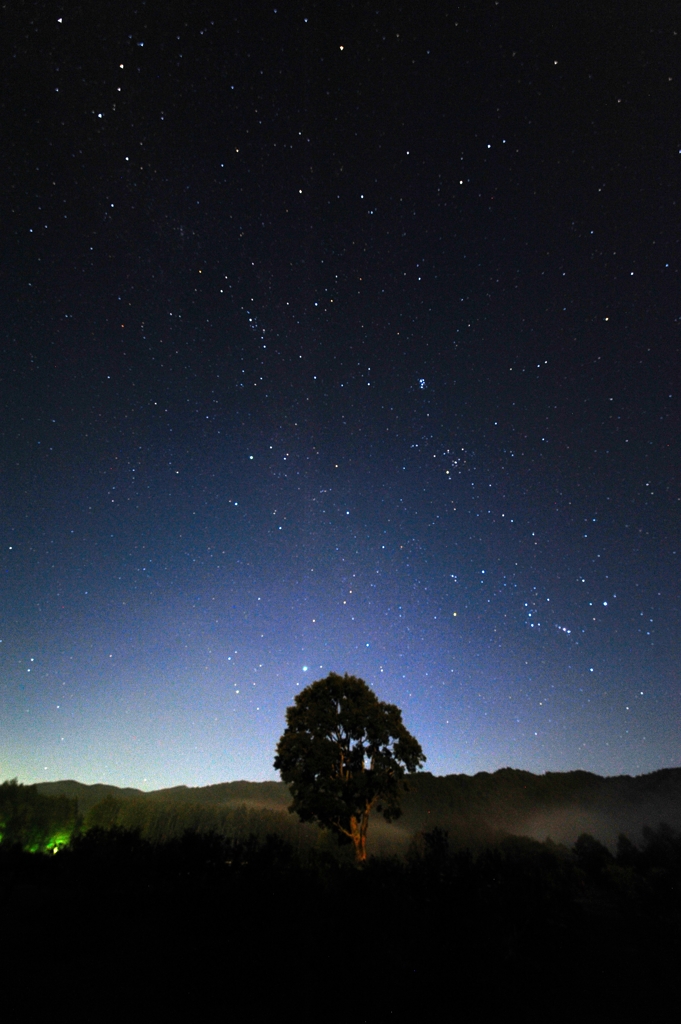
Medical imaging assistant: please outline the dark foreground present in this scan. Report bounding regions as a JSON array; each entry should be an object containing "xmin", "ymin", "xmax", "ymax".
[{"xmin": 4, "ymin": 826, "xmax": 681, "ymax": 1022}]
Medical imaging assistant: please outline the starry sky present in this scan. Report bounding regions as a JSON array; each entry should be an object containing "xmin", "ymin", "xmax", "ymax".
[{"xmin": 1, "ymin": 1, "xmax": 679, "ymax": 789}]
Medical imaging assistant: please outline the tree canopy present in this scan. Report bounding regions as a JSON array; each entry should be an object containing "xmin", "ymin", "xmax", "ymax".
[{"xmin": 274, "ymin": 673, "xmax": 425, "ymax": 861}]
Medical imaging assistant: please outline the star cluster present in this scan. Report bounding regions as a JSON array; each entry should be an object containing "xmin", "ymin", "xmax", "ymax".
[{"xmin": 1, "ymin": 2, "xmax": 679, "ymax": 787}]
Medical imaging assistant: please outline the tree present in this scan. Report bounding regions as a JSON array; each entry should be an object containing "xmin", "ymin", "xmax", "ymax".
[{"xmin": 274, "ymin": 673, "xmax": 425, "ymax": 862}]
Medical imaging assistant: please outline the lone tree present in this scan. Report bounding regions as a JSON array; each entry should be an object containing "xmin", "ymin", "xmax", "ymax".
[{"xmin": 274, "ymin": 672, "xmax": 425, "ymax": 862}]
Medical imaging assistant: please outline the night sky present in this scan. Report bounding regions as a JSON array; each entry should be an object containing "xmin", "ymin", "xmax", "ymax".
[{"xmin": 2, "ymin": 1, "xmax": 679, "ymax": 789}]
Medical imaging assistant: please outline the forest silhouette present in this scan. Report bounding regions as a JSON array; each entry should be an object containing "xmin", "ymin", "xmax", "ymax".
[
  {"xmin": 3, "ymin": 771, "xmax": 681, "ymax": 1018},
  {"xmin": 20, "ymin": 764, "xmax": 681, "ymax": 853}
]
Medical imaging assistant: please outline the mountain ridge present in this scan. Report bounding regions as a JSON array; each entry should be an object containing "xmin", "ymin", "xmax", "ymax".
[{"xmin": 34, "ymin": 765, "xmax": 681, "ymax": 848}]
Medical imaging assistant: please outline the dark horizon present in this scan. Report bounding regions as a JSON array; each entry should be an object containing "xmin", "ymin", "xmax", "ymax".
[
  {"xmin": 26, "ymin": 765, "xmax": 681, "ymax": 857},
  {"xmin": 28, "ymin": 760, "xmax": 681, "ymax": 799}
]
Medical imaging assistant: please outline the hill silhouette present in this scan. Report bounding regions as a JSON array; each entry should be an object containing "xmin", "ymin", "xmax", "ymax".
[
  {"xmin": 36, "ymin": 778, "xmax": 290, "ymax": 813},
  {"xmin": 34, "ymin": 766, "xmax": 681, "ymax": 852}
]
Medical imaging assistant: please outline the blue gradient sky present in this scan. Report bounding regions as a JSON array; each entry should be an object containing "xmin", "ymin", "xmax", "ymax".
[{"xmin": 1, "ymin": 1, "xmax": 679, "ymax": 788}]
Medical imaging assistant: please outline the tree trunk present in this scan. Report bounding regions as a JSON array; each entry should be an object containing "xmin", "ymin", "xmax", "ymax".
[{"xmin": 349, "ymin": 813, "xmax": 369, "ymax": 862}]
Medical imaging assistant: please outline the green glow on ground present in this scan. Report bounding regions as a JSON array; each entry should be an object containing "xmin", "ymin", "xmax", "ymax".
[
  {"xmin": 45, "ymin": 830, "xmax": 72, "ymax": 853},
  {"xmin": 4, "ymin": 829, "xmax": 74, "ymax": 854}
]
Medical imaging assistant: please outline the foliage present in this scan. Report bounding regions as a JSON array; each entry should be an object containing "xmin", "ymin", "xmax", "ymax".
[
  {"xmin": 388, "ymin": 766, "xmax": 681, "ymax": 850},
  {"xmin": 0, "ymin": 778, "xmax": 79, "ymax": 852},
  {"xmin": 274, "ymin": 672, "xmax": 425, "ymax": 860},
  {"xmin": 82, "ymin": 794, "xmax": 323, "ymax": 850},
  {"xmin": 36, "ymin": 765, "xmax": 681, "ymax": 854}
]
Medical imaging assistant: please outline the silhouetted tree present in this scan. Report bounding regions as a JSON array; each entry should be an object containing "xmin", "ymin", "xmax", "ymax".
[
  {"xmin": 615, "ymin": 833, "xmax": 640, "ymax": 868},
  {"xmin": 0, "ymin": 778, "xmax": 78, "ymax": 851},
  {"xmin": 274, "ymin": 673, "xmax": 425, "ymax": 861},
  {"xmin": 574, "ymin": 832, "xmax": 613, "ymax": 878}
]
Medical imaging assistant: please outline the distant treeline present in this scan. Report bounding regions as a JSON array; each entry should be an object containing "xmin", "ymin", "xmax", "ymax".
[
  {"xmin": 0, "ymin": 780, "xmax": 322, "ymax": 854},
  {"xmin": 33, "ymin": 765, "xmax": 681, "ymax": 852},
  {"xmin": 36, "ymin": 777, "xmax": 291, "ymax": 814},
  {"xmin": 84, "ymin": 794, "xmax": 324, "ymax": 850},
  {"xmin": 4, "ymin": 773, "xmax": 681, "ymax": 870},
  {"xmin": 6, "ymin": 766, "xmax": 681, "ymax": 856},
  {"xmin": 403, "ymin": 765, "xmax": 681, "ymax": 819},
  {"xmin": 5, "ymin": 781, "xmax": 681, "ymax": 920},
  {"xmin": 396, "ymin": 766, "xmax": 681, "ymax": 849}
]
